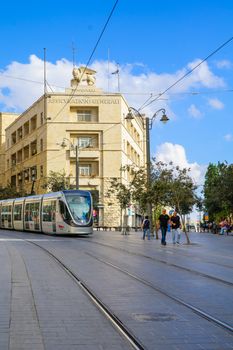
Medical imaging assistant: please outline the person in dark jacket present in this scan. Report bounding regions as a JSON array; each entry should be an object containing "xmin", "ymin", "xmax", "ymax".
[
  {"xmin": 170, "ymin": 211, "xmax": 181, "ymax": 244},
  {"xmin": 158, "ymin": 209, "xmax": 170, "ymax": 245},
  {"xmin": 142, "ymin": 215, "xmax": 150, "ymax": 240}
]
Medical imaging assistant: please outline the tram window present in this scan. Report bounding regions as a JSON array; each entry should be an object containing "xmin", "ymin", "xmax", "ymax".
[
  {"xmin": 59, "ymin": 200, "xmax": 72, "ymax": 222},
  {"xmin": 32, "ymin": 202, "xmax": 40, "ymax": 221},
  {"xmin": 2, "ymin": 206, "xmax": 8, "ymax": 222},
  {"xmin": 1, "ymin": 205, "xmax": 12, "ymax": 227},
  {"xmin": 25, "ymin": 203, "xmax": 32, "ymax": 221},
  {"xmin": 65, "ymin": 194, "xmax": 91, "ymax": 224},
  {"xmin": 42, "ymin": 200, "xmax": 56, "ymax": 222},
  {"xmin": 14, "ymin": 204, "xmax": 22, "ymax": 221}
]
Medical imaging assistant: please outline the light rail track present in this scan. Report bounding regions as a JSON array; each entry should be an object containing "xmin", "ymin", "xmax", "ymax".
[
  {"xmin": 81, "ymin": 238, "xmax": 233, "ymax": 287},
  {"xmin": 25, "ymin": 239, "xmax": 145, "ymax": 350},
  {"xmin": 86, "ymin": 251, "xmax": 233, "ymax": 335},
  {"xmin": 2, "ymin": 232, "xmax": 233, "ymax": 343}
]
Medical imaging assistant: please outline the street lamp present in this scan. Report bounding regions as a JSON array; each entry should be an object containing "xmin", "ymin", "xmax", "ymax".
[
  {"xmin": 57, "ymin": 138, "xmax": 79, "ymax": 190},
  {"xmin": 125, "ymin": 107, "xmax": 169, "ymax": 231}
]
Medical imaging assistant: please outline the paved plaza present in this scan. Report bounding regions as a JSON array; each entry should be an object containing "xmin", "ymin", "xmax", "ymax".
[{"xmin": 0, "ymin": 229, "xmax": 232, "ymax": 349}]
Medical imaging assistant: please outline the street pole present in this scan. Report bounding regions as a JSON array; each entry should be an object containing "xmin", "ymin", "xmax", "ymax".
[
  {"xmin": 145, "ymin": 117, "xmax": 153, "ymax": 234},
  {"xmin": 75, "ymin": 144, "xmax": 79, "ymax": 190},
  {"xmin": 125, "ymin": 107, "xmax": 169, "ymax": 236}
]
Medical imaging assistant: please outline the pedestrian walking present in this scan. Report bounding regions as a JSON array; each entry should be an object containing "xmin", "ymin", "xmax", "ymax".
[
  {"xmin": 219, "ymin": 219, "xmax": 228, "ymax": 235},
  {"xmin": 158, "ymin": 209, "xmax": 170, "ymax": 245},
  {"xmin": 170, "ymin": 211, "xmax": 181, "ymax": 244},
  {"xmin": 142, "ymin": 215, "xmax": 150, "ymax": 240}
]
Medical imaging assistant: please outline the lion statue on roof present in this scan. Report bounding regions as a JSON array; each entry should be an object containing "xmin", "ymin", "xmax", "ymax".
[{"xmin": 72, "ymin": 66, "xmax": 96, "ymax": 86}]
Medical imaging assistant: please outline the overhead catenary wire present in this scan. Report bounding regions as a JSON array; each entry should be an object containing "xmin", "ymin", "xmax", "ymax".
[
  {"xmin": 138, "ymin": 35, "xmax": 233, "ymax": 111},
  {"xmin": 1, "ymin": 72, "xmax": 233, "ymax": 97},
  {"xmin": 51, "ymin": 0, "xmax": 119, "ymax": 122}
]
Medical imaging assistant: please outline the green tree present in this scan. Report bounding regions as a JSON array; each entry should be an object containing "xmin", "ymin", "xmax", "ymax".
[
  {"xmin": 204, "ymin": 162, "xmax": 233, "ymax": 222},
  {"xmin": 43, "ymin": 170, "xmax": 71, "ymax": 192},
  {"xmin": 0, "ymin": 184, "xmax": 26, "ymax": 200},
  {"xmin": 167, "ymin": 166, "xmax": 198, "ymax": 244},
  {"xmin": 107, "ymin": 176, "xmax": 131, "ymax": 232},
  {"xmin": 108, "ymin": 162, "xmax": 198, "ymax": 244},
  {"xmin": 149, "ymin": 160, "xmax": 173, "ymax": 238}
]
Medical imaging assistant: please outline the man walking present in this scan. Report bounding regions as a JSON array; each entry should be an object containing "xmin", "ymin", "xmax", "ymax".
[
  {"xmin": 171, "ymin": 211, "xmax": 181, "ymax": 244},
  {"xmin": 142, "ymin": 215, "xmax": 150, "ymax": 240},
  {"xmin": 158, "ymin": 209, "xmax": 170, "ymax": 245}
]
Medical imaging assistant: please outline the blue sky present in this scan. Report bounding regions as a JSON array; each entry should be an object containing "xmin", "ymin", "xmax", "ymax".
[{"xmin": 0, "ymin": 0, "xmax": 233, "ymax": 184}]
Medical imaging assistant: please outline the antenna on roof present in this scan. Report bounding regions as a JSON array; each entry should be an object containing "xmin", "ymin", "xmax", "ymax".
[
  {"xmin": 43, "ymin": 48, "xmax": 47, "ymax": 94},
  {"xmin": 111, "ymin": 62, "xmax": 120, "ymax": 92},
  {"xmin": 43, "ymin": 48, "xmax": 51, "ymax": 120},
  {"xmin": 72, "ymin": 41, "xmax": 76, "ymax": 68}
]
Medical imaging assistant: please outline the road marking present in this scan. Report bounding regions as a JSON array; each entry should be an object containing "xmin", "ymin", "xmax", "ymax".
[{"xmin": 0, "ymin": 238, "xmax": 66, "ymax": 241}]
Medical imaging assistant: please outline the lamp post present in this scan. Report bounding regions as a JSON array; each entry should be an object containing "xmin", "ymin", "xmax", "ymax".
[
  {"xmin": 125, "ymin": 107, "xmax": 169, "ymax": 231},
  {"xmin": 58, "ymin": 138, "xmax": 79, "ymax": 190}
]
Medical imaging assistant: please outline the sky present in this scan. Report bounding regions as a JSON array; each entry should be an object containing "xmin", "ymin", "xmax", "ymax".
[{"xmin": 0, "ymin": 0, "xmax": 233, "ymax": 188}]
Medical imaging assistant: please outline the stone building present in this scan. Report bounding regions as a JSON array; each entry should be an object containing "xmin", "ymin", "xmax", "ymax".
[{"xmin": 1, "ymin": 67, "xmax": 147, "ymax": 227}]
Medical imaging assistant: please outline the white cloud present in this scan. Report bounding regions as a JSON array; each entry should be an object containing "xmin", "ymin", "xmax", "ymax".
[
  {"xmin": 224, "ymin": 134, "xmax": 233, "ymax": 142},
  {"xmin": 186, "ymin": 59, "xmax": 225, "ymax": 88},
  {"xmin": 215, "ymin": 60, "xmax": 232, "ymax": 69},
  {"xmin": 0, "ymin": 55, "xmax": 72, "ymax": 111},
  {"xmin": 0, "ymin": 55, "xmax": 226, "ymax": 115},
  {"xmin": 188, "ymin": 104, "xmax": 203, "ymax": 119},
  {"xmin": 208, "ymin": 98, "xmax": 224, "ymax": 110},
  {"xmin": 155, "ymin": 142, "xmax": 206, "ymax": 186}
]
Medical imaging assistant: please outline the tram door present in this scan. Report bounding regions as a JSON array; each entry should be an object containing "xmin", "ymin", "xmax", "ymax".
[
  {"xmin": 24, "ymin": 201, "xmax": 41, "ymax": 231},
  {"xmin": 1, "ymin": 204, "xmax": 13, "ymax": 229},
  {"xmin": 42, "ymin": 199, "xmax": 56, "ymax": 233}
]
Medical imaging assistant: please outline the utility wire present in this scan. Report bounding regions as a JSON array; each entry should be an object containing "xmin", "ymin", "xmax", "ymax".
[
  {"xmin": 2, "ymin": 72, "xmax": 233, "ymax": 97},
  {"xmin": 52, "ymin": 0, "xmax": 119, "ymax": 122},
  {"xmin": 138, "ymin": 35, "xmax": 233, "ymax": 111},
  {"xmin": 1, "ymin": 73, "xmax": 67, "ymax": 90}
]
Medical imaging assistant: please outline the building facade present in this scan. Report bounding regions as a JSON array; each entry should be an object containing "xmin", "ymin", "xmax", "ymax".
[
  {"xmin": 2, "ymin": 67, "xmax": 147, "ymax": 227},
  {"xmin": 0, "ymin": 112, "xmax": 19, "ymax": 186}
]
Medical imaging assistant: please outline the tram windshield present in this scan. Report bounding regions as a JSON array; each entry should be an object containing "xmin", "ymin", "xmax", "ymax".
[{"xmin": 64, "ymin": 193, "xmax": 91, "ymax": 225}]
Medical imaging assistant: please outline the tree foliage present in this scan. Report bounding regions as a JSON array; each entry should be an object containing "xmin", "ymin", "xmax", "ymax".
[
  {"xmin": 108, "ymin": 161, "xmax": 198, "ymax": 243},
  {"xmin": 0, "ymin": 184, "xmax": 26, "ymax": 200},
  {"xmin": 43, "ymin": 170, "xmax": 71, "ymax": 192},
  {"xmin": 204, "ymin": 162, "xmax": 233, "ymax": 221},
  {"xmin": 166, "ymin": 165, "xmax": 198, "ymax": 244}
]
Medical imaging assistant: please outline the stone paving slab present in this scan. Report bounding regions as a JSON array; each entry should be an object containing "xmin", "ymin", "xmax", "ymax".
[
  {"xmin": 8, "ymin": 240, "xmax": 132, "ymax": 350},
  {"xmin": 0, "ymin": 230, "xmax": 232, "ymax": 350}
]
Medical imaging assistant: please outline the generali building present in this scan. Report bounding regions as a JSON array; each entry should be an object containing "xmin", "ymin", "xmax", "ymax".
[{"xmin": 1, "ymin": 67, "xmax": 147, "ymax": 228}]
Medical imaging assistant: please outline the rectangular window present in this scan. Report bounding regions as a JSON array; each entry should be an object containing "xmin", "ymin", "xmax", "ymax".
[
  {"xmin": 40, "ymin": 112, "xmax": 43, "ymax": 125},
  {"xmin": 77, "ymin": 110, "xmax": 92, "ymax": 122},
  {"xmin": 31, "ymin": 166, "xmax": 37, "ymax": 181},
  {"xmin": 17, "ymin": 127, "xmax": 23, "ymax": 140},
  {"xmin": 24, "ymin": 169, "xmax": 29, "ymax": 181},
  {"xmin": 42, "ymin": 200, "xmax": 56, "ymax": 222},
  {"xmin": 40, "ymin": 165, "xmax": 43, "ymax": 177},
  {"xmin": 79, "ymin": 164, "xmax": 91, "ymax": 176},
  {"xmin": 78, "ymin": 137, "xmax": 92, "ymax": 148},
  {"xmin": 1, "ymin": 205, "xmax": 12, "ymax": 228},
  {"xmin": 11, "ymin": 132, "xmax": 16, "ymax": 145},
  {"xmin": 24, "ymin": 121, "xmax": 29, "ymax": 136},
  {"xmin": 14, "ymin": 204, "xmax": 22, "ymax": 221},
  {"xmin": 30, "ymin": 140, "xmax": 37, "ymax": 156},
  {"xmin": 40, "ymin": 138, "xmax": 43, "ymax": 152},
  {"xmin": 25, "ymin": 202, "xmax": 40, "ymax": 230},
  {"xmin": 31, "ymin": 115, "xmax": 37, "ymax": 131}
]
